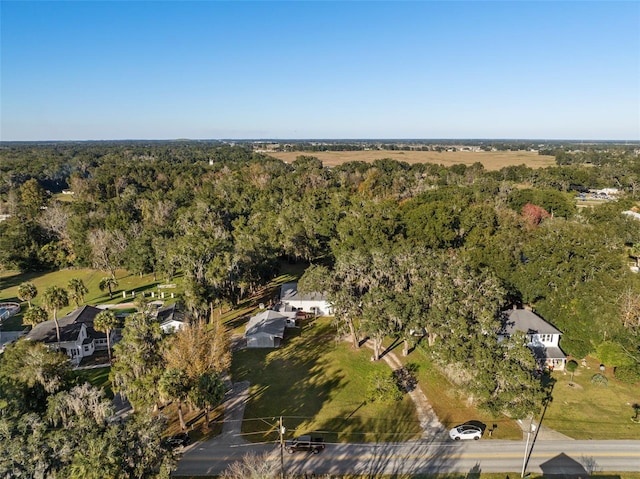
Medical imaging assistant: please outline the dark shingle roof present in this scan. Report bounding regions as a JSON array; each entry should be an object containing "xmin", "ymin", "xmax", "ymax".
[
  {"xmin": 501, "ymin": 309, "xmax": 562, "ymax": 336},
  {"xmin": 26, "ymin": 305, "xmax": 104, "ymax": 343}
]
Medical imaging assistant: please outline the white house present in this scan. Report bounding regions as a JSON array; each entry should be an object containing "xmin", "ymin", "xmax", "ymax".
[
  {"xmin": 25, "ymin": 305, "xmax": 112, "ymax": 364},
  {"xmin": 156, "ymin": 303, "xmax": 187, "ymax": 333},
  {"xmin": 499, "ymin": 308, "xmax": 567, "ymax": 371},
  {"xmin": 279, "ymin": 282, "xmax": 333, "ymax": 316}
]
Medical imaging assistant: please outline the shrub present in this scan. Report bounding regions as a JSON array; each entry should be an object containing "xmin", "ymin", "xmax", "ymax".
[
  {"xmin": 614, "ymin": 363, "xmax": 640, "ymax": 384},
  {"xmin": 393, "ymin": 364, "xmax": 418, "ymax": 393},
  {"xmin": 590, "ymin": 373, "xmax": 608, "ymax": 386},
  {"xmin": 366, "ymin": 371, "xmax": 403, "ymax": 403}
]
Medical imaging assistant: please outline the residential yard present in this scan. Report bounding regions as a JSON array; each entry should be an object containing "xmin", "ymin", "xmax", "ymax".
[
  {"xmin": 541, "ymin": 356, "xmax": 640, "ymax": 440},
  {"xmin": 231, "ymin": 318, "xmax": 423, "ymax": 444},
  {"xmin": 393, "ymin": 340, "xmax": 522, "ymax": 440},
  {"xmin": 0, "ymin": 268, "xmax": 183, "ymax": 330}
]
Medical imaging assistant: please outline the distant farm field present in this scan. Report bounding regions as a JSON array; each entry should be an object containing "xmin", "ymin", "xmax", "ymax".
[{"xmin": 267, "ymin": 150, "xmax": 556, "ymax": 171}]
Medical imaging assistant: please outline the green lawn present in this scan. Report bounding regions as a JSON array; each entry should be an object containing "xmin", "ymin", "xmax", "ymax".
[
  {"xmin": 231, "ymin": 318, "xmax": 422, "ymax": 444},
  {"xmin": 73, "ymin": 366, "xmax": 113, "ymax": 398},
  {"xmin": 0, "ymin": 268, "xmax": 183, "ymax": 331},
  {"xmin": 541, "ymin": 356, "xmax": 640, "ymax": 440}
]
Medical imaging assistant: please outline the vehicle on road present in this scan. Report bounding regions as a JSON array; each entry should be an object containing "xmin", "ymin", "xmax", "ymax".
[
  {"xmin": 285, "ymin": 435, "xmax": 325, "ymax": 454},
  {"xmin": 164, "ymin": 433, "xmax": 192, "ymax": 449},
  {"xmin": 449, "ymin": 424, "xmax": 482, "ymax": 441}
]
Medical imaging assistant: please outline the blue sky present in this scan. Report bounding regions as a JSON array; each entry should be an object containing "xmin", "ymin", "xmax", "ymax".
[{"xmin": 1, "ymin": 1, "xmax": 639, "ymax": 140}]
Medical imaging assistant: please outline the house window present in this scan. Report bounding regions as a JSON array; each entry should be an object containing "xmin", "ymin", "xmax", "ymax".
[
  {"xmin": 84, "ymin": 345, "xmax": 90, "ymax": 352},
  {"xmin": 540, "ymin": 334, "xmax": 552, "ymax": 343}
]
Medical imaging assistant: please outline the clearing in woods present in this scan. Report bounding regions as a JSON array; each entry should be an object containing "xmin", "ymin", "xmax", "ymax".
[{"xmin": 267, "ymin": 149, "xmax": 556, "ymax": 171}]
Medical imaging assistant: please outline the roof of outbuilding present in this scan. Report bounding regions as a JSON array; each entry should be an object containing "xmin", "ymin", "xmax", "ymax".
[{"xmin": 245, "ymin": 311, "xmax": 287, "ymax": 338}]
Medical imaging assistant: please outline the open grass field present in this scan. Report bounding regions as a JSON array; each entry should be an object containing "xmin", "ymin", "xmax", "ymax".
[
  {"xmin": 541, "ymin": 356, "xmax": 640, "ymax": 440},
  {"xmin": 267, "ymin": 150, "xmax": 556, "ymax": 171},
  {"xmin": 231, "ymin": 318, "xmax": 423, "ymax": 444}
]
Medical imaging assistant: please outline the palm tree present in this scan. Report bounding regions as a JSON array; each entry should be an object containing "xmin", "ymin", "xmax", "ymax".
[
  {"xmin": 22, "ymin": 306, "xmax": 48, "ymax": 327},
  {"xmin": 17, "ymin": 281, "xmax": 38, "ymax": 308},
  {"xmin": 159, "ymin": 368, "xmax": 190, "ymax": 430},
  {"xmin": 93, "ymin": 310, "xmax": 119, "ymax": 363},
  {"xmin": 42, "ymin": 286, "xmax": 69, "ymax": 347},
  {"xmin": 99, "ymin": 277, "xmax": 118, "ymax": 300},
  {"xmin": 67, "ymin": 278, "xmax": 88, "ymax": 307}
]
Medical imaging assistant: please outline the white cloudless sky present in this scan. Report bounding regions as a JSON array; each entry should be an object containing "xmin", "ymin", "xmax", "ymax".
[{"xmin": 1, "ymin": 1, "xmax": 639, "ymax": 141}]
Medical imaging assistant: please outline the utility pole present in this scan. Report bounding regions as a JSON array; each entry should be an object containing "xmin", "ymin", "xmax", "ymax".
[
  {"xmin": 520, "ymin": 417, "xmax": 536, "ymax": 478},
  {"xmin": 279, "ymin": 416, "xmax": 286, "ymax": 479}
]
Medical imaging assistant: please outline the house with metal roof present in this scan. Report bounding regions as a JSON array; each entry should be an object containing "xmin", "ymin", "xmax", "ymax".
[
  {"xmin": 500, "ymin": 308, "xmax": 567, "ymax": 370},
  {"xmin": 280, "ymin": 282, "xmax": 333, "ymax": 316}
]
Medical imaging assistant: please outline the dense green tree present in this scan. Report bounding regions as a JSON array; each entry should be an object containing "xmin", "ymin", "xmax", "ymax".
[
  {"xmin": 0, "ymin": 340, "xmax": 71, "ymax": 413},
  {"xmin": 18, "ymin": 178, "xmax": 48, "ymax": 220},
  {"xmin": 110, "ymin": 312, "xmax": 164, "ymax": 411}
]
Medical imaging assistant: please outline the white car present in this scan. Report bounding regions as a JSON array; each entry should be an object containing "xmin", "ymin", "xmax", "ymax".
[{"xmin": 449, "ymin": 424, "xmax": 482, "ymax": 441}]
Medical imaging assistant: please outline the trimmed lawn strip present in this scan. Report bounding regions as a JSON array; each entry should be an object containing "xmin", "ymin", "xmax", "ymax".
[
  {"xmin": 231, "ymin": 319, "xmax": 422, "ymax": 444},
  {"xmin": 541, "ymin": 356, "xmax": 640, "ymax": 440}
]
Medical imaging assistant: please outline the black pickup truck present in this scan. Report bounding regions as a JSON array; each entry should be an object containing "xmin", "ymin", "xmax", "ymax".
[{"xmin": 285, "ymin": 435, "xmax": 325, "ymax": 454}]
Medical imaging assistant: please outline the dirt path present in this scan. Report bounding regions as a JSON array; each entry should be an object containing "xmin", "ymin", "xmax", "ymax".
[{"xmin": 361, "ymin": 339, "xmax": 444, "ymax": 438}]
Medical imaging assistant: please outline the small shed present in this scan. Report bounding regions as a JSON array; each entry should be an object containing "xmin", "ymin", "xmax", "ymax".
[{"xmin": 245, "ymin": 310, "xmax": 287, "ymax": 348}]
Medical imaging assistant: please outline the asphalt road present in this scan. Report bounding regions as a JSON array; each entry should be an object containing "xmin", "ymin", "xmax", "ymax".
[{"xmin": 175, "ymin": 438, "xmax": 640, "ymax": 476}]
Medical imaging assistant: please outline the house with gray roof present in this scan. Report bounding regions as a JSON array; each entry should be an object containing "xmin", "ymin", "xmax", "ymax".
[
  {"xmin": 280, "ymin": 282, "xmax": 333, "ymax": 316},
  {"xmin": 500, "ymin": 308, "xmax": 567, "ymax": 370},
  {"xmin": 25, "ymin": 305, "xmax": 113, "ymax": 364}
]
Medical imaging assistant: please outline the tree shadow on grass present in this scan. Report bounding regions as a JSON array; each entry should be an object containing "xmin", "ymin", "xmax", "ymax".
[{"xmin": 230, "ymin": 328, "xmax": 347, "ymax": 444}]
